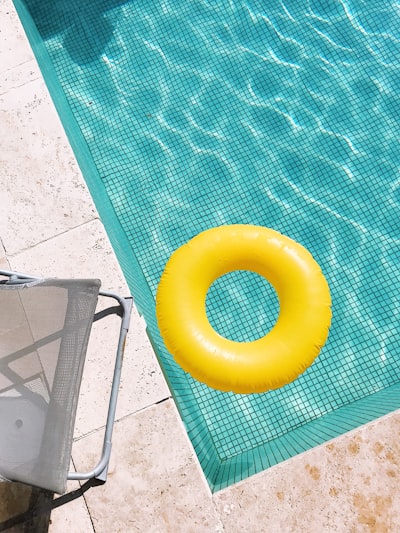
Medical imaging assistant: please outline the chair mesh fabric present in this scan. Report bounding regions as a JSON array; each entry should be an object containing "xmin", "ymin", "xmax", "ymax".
[{"xmin": 0, "ymin": 278, "xmax": 100, "ymax": 494}]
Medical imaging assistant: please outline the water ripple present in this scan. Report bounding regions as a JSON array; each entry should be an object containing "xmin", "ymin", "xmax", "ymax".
[{"xmin": 35, "ymin": 0, "xmax": 400, "ymax": 461}]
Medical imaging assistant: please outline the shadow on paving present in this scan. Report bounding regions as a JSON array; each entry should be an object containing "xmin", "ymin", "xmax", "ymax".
[{"xmin": 0, "ymin": 479, "xmax": 100, "ymax": 532}]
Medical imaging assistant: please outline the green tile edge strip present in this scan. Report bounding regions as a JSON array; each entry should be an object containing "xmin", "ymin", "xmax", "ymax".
[
  {"xmin": 14, "ymin": 0, "xmax": 400, "ymax": 493},
  {"xmin": 211, "ymin": 382, "xmax": 400, "ymax": 491}
]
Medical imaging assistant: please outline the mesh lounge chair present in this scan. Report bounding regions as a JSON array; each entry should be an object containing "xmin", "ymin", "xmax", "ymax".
[{"xmin": 0, "ymin": 269, "xmax": 132, "ymax": 494}]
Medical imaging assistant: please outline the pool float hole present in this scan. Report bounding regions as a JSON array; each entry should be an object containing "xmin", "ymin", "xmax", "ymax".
[
  {"xmin": 156, "ymin": 225, "xmax": 331, "ymax": 393},
  {"xmin": 205, "ymin": 270, "xmax": 280, "ymax": 343}
]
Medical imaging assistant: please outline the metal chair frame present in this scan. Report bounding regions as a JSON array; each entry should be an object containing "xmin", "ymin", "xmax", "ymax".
[{"xmin": 0, "ymin": 269, "xmax": 133, "ymax": 486}]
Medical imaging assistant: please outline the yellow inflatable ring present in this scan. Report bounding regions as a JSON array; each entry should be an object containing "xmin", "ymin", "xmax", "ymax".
[{"xmin": 156, "ymin": 225, "xmax": 331, "ymax": 394}]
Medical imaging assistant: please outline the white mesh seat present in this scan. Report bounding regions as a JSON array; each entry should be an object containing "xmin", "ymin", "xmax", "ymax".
[{"xmin": 0, "ymin": 270, "xmax": 132, "ymax": 494}]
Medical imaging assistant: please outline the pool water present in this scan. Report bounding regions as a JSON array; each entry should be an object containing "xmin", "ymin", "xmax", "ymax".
[{"xmin": 16, "ymin": 0, "xmax": 400, "ymax": 490}]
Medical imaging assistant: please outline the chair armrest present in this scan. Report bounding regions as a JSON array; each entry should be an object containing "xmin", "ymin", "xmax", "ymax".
[{"xmin": 67, "ymin": 292, "xmax": 133, "ymax": 483}]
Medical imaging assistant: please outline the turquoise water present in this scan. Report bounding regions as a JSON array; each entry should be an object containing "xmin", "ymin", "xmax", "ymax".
[{"xmin": 17, "ymin": 0, "xmax": 400, "ymax": 490}]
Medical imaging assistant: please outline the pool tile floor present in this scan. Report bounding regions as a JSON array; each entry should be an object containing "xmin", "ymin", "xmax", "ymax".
[{"xmin": 1, "ymin": 2, "xmax": 400, "ymax": 531}]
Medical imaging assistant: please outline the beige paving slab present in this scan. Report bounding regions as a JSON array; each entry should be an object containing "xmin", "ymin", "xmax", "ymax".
[
  {"xmin": 9, "ymin": 219, "xmax": 170, "ymax": 436},
  {"xmin": 1, "ymin": 57, "xmax": 41, "ymax": 94},
  {"xmin": 49, "ymin": 478, "xmax": 95, "ymax": 533},
  {"xmin": 49, "ymin": 497, "xmax": 94, "ymax": 533},
  {"xmin": 214, "ymin": 411, "xmax": 400, "ymax": 533},
  {"xmin": 0, "ymin": 1, "xmax": 34, "ymax": 71},
  {"xmin": 0, "ymin": 239, "xmax": 8, "ymax": 269},
  {"xmin": 9, "ymin": 218, "xmax": 127, "ymax": 291},
  {"xmin": 0, "ymin": 70, "xmax": 97, "ymax": 255},
  {"xmin": 71, "ymin": 400, "xmax": 224, "ymax": 533}
]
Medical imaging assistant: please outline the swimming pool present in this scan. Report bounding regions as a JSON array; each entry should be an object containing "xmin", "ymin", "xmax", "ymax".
[{"xmin": 15, "ymin": 0, "xmax": 400, "ymax": 491}]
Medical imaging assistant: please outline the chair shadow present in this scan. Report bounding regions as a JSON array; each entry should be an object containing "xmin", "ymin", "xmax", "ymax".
[{"xmin": 0, "ymin": 479, "xmax": 101, "ymax": 532}]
